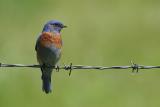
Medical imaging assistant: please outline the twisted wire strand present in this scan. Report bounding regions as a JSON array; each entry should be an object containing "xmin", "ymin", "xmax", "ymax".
[{"xmin": 1, "ymin": 62, "xmax": 160, "ymax": 72}]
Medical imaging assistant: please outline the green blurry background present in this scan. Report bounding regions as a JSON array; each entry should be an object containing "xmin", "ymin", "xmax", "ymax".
[{"xmin": 0, "ymin": 0, "xmax": 160, "ymax": 107}]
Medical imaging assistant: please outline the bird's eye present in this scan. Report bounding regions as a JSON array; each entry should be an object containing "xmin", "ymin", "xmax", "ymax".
[
  {"xmin": 52, "ymin": 23, "xmax": 62, "ymax": 28},
  {"xmin": 53, "ymin": 23, "xmax": 59, "ymax": 26},
  {"xmin": 54, "ymin": 23, "xmax": 58, "ymax": 26}
]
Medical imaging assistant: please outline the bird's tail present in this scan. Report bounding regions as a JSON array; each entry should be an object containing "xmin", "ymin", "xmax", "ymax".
[{"xmin": 41, "ymin": 67, "xmax": 52, "ymax": 94}]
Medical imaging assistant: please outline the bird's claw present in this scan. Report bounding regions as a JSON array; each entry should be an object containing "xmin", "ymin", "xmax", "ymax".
[{"xmin": 55, "ymin": 65, "xmax": 60, "ymax": 72}]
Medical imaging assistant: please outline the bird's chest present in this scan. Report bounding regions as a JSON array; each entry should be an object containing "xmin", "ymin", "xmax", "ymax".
[
  {"xmin": 39, "ymin": 32, "xmax": 62, "ymax": 49},
  {"xmin": 37, "ymin": 32, "xmax": 62, "ymax": 65}
]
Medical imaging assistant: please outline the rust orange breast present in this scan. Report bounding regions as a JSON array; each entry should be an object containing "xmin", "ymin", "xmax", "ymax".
[{"xmin": 39, "ymin": 32, "xmax": 62, "ymax": 48}]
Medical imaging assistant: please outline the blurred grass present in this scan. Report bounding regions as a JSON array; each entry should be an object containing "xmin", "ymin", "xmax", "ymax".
[{"xmin": 0, "ymin": 0, "xmax": 160, "ymax": 107}]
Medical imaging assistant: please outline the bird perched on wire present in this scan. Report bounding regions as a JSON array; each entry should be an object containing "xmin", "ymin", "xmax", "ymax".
[{"xmin": 35, "ymin": 20, "xmax": 67, "ymax": 94}]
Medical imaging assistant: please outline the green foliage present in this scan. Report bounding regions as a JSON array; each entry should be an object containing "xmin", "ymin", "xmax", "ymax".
[{"xmin": 0, "ymin": 0, "xmax": 160, "ymax": 107}]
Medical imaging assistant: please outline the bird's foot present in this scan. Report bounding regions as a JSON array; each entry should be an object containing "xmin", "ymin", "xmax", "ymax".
[{"xmin": 55, "ymin": 65, "xmax": 60, "ymax": 72}]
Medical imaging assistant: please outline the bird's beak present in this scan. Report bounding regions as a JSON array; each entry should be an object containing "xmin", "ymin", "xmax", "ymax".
[{"xmin": 63, "ymin": 25, "xmax": 67, "ymax": 28}]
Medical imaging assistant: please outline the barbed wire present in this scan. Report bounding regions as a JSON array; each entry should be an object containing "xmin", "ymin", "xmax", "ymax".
[{"xmin": 1, "ymin": 61, "xmax": 160, "ymax": 76}]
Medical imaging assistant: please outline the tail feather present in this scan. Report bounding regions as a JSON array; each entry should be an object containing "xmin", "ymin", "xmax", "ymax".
[{"xmin": 41, "ymin": 67, "xmax": 52, "ymax": 94}]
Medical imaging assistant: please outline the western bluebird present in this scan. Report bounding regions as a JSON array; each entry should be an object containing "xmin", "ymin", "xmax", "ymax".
[{"xmin": 35, "ymin": 20, "xmax": 67, "ymax": 94}]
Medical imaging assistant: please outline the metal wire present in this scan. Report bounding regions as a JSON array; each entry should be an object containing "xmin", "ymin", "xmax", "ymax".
[{"xmin": 0, "ymin": 61, "xmax": 160, "ymax": 76}]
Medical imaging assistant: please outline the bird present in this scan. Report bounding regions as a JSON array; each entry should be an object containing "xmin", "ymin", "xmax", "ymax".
[{"xmin": 35, "ymin": 20, "xmax": 67, "ymax": 94}]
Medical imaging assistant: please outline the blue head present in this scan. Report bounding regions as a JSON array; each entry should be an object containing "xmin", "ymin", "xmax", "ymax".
[{"xmin": 42, "ymin": 20, "xmax": 67, "ymax": 33}]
